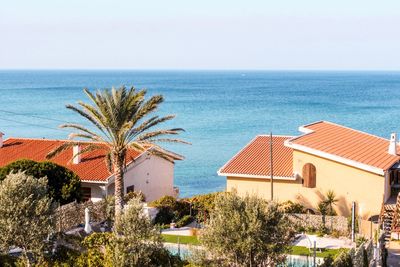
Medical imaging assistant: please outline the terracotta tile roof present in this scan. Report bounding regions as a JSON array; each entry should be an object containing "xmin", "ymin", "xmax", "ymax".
[
  {"xmin": 286, "ymin": 121, "xmax": 400, "ymax": 173},
  {"xmin": 0, "ymin": 138, "xmax": 147, "ymax": 182},
  {"xmin": 218, "ymin": 135, "xmax": 294, "ymax": 178}
]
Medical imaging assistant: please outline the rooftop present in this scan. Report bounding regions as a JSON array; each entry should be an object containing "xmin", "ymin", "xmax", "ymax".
[
  {"xmin": 218, "ymin": 135, "xmax": 294, "ymax": 179},
  {"xmin": 286, "ymin": 121, "xmax": 400, "ymax": 174},
  {"xmin": 0, "ymin": 138, "xmax": 147, "ymax": 182}
]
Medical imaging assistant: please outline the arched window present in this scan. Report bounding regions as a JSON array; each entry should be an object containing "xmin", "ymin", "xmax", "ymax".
[{"xmin": 302, "ymin": 163, "xmax": 316, "ymax": 188}]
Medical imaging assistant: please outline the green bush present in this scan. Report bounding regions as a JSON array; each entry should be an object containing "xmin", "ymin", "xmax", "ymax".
[
  {"xmin": 49, "ymin": 245, "xmax": 81, "ymax": 267},
  {"xmin": 280, "ymin": 200, "xmax": 306, "ymax": 214},
  {"xmin": 0, "ymin": 254, "xmax": 17, "ymax": 267},
  {"xmin": 154, "ymin": 206, "xmax": 175, "ymax": 225},
  {"xmin": 124, "ymin": 191, "xmax": 146, "ymax": 202},
  {"xmin": 176, "ymin": 215, "xmax": 195, "ymax": 228},
  {"xmin": 355, "ymin": 236, "xmax": 367, "ymax": 247},
  {"xmin": 0, "ymin": 159, "xmax": 81, "ymax": 204},
  {"xmin": 150, "ymin": 196, "xmax": 190, "ymax": 225},
  {"xmin": 149, "ymin": 192, "xmax": 222, "ymax": 226},
  {"xmin": 77, "ymin": 232, "xmax": 113, "ymax": 267},
  {"xmin": 186, "ymin": 192, "xmax": 222, "ymax": 223},
  {"xmin": 333, "ymin": 249, "xmax": 353, "ymax": 266}
]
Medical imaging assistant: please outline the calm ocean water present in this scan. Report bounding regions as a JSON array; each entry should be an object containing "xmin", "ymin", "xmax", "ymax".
[{"xmin": 1, "ymin": 70, "xmax": 400, "ymax": 197}]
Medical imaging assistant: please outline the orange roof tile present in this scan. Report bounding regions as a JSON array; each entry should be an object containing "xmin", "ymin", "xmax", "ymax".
[
  {"xmin": 218, "ymin": 135, "xmax": 294, "ymax": 178},
  {"xmin": 286, "ymin": 121, "xmax": 400, "ymax": 173},
  {"xmin": 0, "ymin": 138, "xmax": 147, "ymax": 182}
]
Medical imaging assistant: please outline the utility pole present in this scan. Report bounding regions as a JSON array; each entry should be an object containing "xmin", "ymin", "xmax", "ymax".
[{"xmin": 270, "ymin": 132, "xmax": 274, "ymax": 201}]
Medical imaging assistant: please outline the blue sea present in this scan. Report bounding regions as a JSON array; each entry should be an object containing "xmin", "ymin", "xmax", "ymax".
[{"xmin": 1, "ymin": 70, "xmax": 400, "ymax": 197}]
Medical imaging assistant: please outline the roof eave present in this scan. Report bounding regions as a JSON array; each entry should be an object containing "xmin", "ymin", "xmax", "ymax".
[
  {"xmin": 285, "ymin": 142, "xmax": 386, "ymax": 176},
  {"xmin": 217, "ymin": 170, "xmax": 296, "ymax": 181}
]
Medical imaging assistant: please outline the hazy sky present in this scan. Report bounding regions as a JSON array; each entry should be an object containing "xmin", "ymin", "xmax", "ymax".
[{"xmin": 1, "ymin": 0, "xmax": 400, "ymax": 70}]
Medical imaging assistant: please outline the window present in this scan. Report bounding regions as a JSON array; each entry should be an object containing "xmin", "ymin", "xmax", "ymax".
[
  {"xmin": 302, "ymin": 163, "xmax": 316, "ymax": 188},
  {"xmin": 81, "ymin": 187, "xmax": 92, "ymax": 202},
  {"xmin": 126, "ymin": 185, "xmax": 135, "ymax": 193}
]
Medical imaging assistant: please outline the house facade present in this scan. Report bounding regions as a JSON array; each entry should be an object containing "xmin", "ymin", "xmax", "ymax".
[
  {"xmin": 0, "ymin": 137, "xmax": 182, "ymax": 202},
  {"xmin": 218, "ymin": 121, "xmax": 400, "ymax": 220}
]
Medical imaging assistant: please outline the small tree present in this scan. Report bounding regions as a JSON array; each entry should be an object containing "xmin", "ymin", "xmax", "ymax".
[
  {"xmin": 112, "ymin": 197, "xmax": 169, "ymax": 266},
  {"xmin": 0, "ymin": 172, "xmax": 53, "ymax": 266},
  {"xmin": 318, "ymin": 201, "xmax": 328, "ymax": 231},
  {"xmin": 325, "ymin": 190, "xmax": 338, "ymax": 216},
  {"xmin": 0, "ymin": 159, "xmax": 82, "ymax": 204},
  {"xmin": 198, "ymin": 191, "xmax": 295, "ymax": 266}
]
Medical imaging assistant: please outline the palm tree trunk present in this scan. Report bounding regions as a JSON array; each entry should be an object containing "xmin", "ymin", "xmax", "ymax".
[{"xmin": 113, "ymin": 153, "xmax": 125, "ymax": 219}]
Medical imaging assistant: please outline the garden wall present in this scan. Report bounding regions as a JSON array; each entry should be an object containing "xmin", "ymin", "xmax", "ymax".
[
  {"xmin": 288, "ymin": 213, "xmax": 349, "ymax": 235},
  {"xmin": 54, "ymin": 201, "xmax": 107, "ymax": 232}
]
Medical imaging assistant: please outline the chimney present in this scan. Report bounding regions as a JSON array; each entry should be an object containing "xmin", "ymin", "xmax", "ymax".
[
  {"xmin": 389, "ymin": 133, "xmax": 397, "ymax": 155},
  {"xmin": 73, "ymin": 144, "xmax": 81, "ymax": 164},
  {"xmin": 0, "ymin": 132, "xmax": 4, "ymax": 148}
]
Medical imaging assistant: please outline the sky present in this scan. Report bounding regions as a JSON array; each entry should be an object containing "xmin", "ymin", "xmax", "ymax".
[{"xmin": 1, "ymin": 0, "xmax": 400, "ymax": 70}]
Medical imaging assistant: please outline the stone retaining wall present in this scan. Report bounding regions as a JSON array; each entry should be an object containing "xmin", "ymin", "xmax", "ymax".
[
  {"xmin": 288, "ymin": 213, "xmax": 349, "ymax": 235},
  {"xmin": 54, "ymin": 201, "xmax": 107, "ymax": 232}
]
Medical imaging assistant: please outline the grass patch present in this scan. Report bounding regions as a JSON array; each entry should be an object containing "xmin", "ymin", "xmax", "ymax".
[
  {"xmin": 290, "ymin": 246, "xmax": 347, "ymax": 258},
  {"xmin": 161, "ymin": 235, "xmax": 346, "ymax": 258},
  {"xmin": 162, "ymin": 234, "xmax": 200, "ymax": 245}
]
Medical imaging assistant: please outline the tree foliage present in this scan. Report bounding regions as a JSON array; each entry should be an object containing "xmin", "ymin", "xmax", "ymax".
[
  {"xmin": 325, "ymin": 190, "xmax": 339, "ymax": 216},
  {"xmin": 47, "ymin": 86, "xmax": 186, "ymax": 219},
  {"xmin": 150, "ymin": 195, "xmax": 190, "ymax": 225},
  {"xmin": 112, "ymin": 197, "xmax": 167, "ymax": 266},
  {"xmin": 0, "ymin": 171, "xmax": 53, "ymax": 266},
  {"xmin": 149, "ymin": 192, "xmax": 222, "ymax": 226},
  {"xmin": 0, "ymin": 159, "xmax": 82, "ymax": 204},
  {"xmin": 198, "ymin": 191, "xmax": 295, "ymax": 266},
  {"xmin": 186, "ymin": 192, "xmax": 221, "ymax": 223}
]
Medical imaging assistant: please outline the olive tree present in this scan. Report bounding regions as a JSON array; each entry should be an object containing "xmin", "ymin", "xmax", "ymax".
[
  {"xmin": 0, "ymin": 171, "xmax": 53, "ymax": 266},
  {"xmin": 111, "ymin": 197, "xmax": 173, "ymax": 266},
  {"xmin": 198, "ymin": 191, "xmax": 295, "ymax": 266}
]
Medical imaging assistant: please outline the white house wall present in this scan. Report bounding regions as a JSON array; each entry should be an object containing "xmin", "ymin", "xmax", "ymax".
[
  {"xmin": 107, "ymin": 154, "xmax": 175, "ymax": 202},
  {"xmin": 81, "ymin": 182, "xmax": 106, "ymax": 202}
]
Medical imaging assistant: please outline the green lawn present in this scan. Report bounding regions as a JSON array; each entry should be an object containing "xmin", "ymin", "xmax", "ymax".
[
  {"xmin": 161, "ymin": 234, "xmax": 346, "ymax": 258},
  {"xmin": 290, "ymin": 246, "xmax": 347, "ymax": 258},
  {"xmin": 161, "ymin": 234, "xmax": 200, "ymax": 245}
]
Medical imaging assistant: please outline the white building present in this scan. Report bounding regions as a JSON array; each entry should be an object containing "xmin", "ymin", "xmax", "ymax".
[{"xmin": 0, "ymin": 136, "xmax": 182, "ymax": 202}]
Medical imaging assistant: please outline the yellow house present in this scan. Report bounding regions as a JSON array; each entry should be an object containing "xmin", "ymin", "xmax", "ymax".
[{"xmin": 218, "ymin": 121, "xmax": 400, "ymax": 220}]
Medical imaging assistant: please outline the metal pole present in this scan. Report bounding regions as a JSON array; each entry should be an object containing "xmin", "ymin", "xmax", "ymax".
[
  {"xmin": 178, "ymin": 236, "xmax": 180, "ymax": 257},
  {"xmin": 270, "ymin": 132, "xmax": 274, "ymax": 201},
  {"xmin": 351, "ymin": 202, "xmax": 356, "ymax": 242},
  {"xmin": 313, "ymin": 240, "xmax": 316, "ymax": 267}
]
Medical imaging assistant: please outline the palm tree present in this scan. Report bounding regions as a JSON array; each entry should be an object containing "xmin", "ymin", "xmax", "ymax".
[
  {"xmin": 325, "ymin": 190, "xmax": 338, "ymax": 216},
  {"xmin": 47, "ymin": 86, "xmax": 186, "ymax": 219}
]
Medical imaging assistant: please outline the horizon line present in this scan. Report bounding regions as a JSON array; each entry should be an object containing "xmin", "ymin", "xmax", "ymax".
[{"xmin": 1, "ymin": 68, "xmax": 400, "ymax": 72}]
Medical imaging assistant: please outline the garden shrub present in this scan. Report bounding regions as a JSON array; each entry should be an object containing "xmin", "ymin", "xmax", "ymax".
[
  {"xmin": 186, "ymin": 192, "xmax": 221, "ymax": 223},
  {"xmin": 150, "ymin": 196, "xmax": 190, "ymax": 225},
  {"xmin": 0, "ymin": 159, "xmax": 82, "ymax": 204},
  {"xmin": 124, "ymin": 191, "xmax": 146, "ymax": 202},
  {"xmin": 176, "ymin": 215, "xmax": 195, "ymax": 228},
  {"xmin": 154, "ymin": 206, "xmax": 175, "ymax": 225},
  {"xmin": 333, "ymin": 249, "xmax": 353, "ymax": 266},
  {"xmin": 77, "ymin": 232, "xmax": 113, "ymax": 267},
  {"xmin": 50, "ymin": 245, "xmax": 81, "ymax": 267},
  {"xmin": 0, "ymin": 254, "xmax": 17, "ymax": 267},
  {"xmin": 149, "ymin": 192, "xmax": 222, "ymax": 226},
  {"xmin": 280, "ymin": 200, "xmax": 306, "ymax": 214}
]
